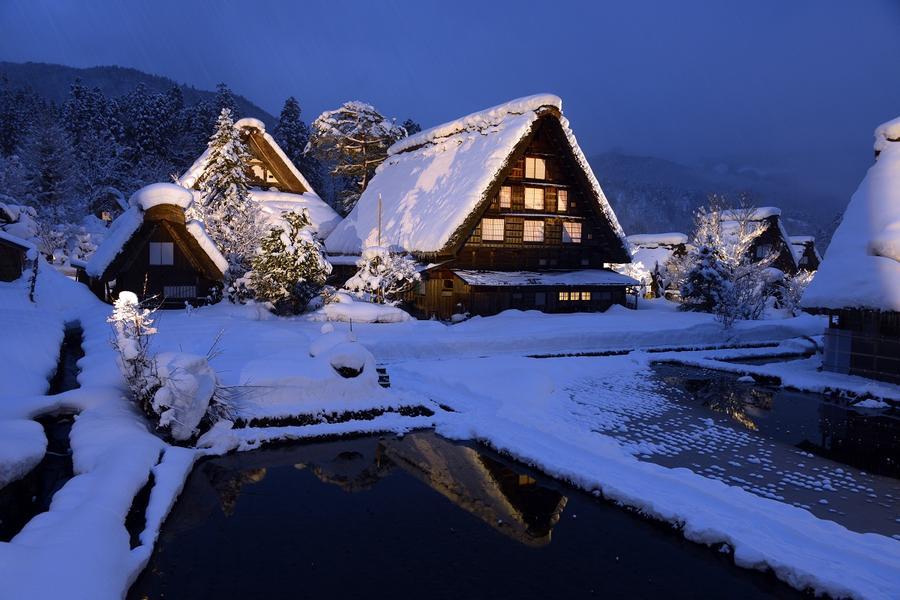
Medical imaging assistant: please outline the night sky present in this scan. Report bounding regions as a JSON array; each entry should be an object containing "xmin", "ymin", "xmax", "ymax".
[{"xmin": 2, "ymin": 0, "xmax": 899, "ymax": 208}]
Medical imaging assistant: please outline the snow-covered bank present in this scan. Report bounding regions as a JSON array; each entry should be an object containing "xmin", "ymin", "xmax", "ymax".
[{"xmin": 391, "ymin": 355, "xmax": 900, "ymax": 599}]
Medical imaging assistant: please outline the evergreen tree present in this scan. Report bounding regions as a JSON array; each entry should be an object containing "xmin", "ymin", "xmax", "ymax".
[
  {"xmin": 273, "ymin": 96, "xmax": 324, "ymax": 194},
  {"xmin": 401, "ymin": 118, "xmax": 422, "ymax": 136},
  {"xmin": 191, "ymin": 108, "xmax": 263, "ymax": 278},
  {"xmin": 249, "ymin": 209, "xmax": 332, "ymax": 314},
  {"xmin": 308, "ymin": 101, "xmax": 405, "ymax": 214},
  {"xmin": 679, "ymin": 234, "xmax": 732, "ymax": 314},
  {"xmin": 214, "ymin": 83, "xmax": 238, "ymax": 119},
  {"xmin": 19, "ymin": 111, "xmax": 77, "ymax": 220}
]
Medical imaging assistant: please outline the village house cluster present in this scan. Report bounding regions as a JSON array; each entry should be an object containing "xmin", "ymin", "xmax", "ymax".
[{"xmin": 1, "ymin": 94, "xmax": 897, "ymax": 385}]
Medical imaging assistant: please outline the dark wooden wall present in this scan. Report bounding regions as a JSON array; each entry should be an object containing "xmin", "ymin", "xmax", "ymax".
[
  {"xmin": 453, "ymin": 117, "xmax": 623, "ymax": 271},
  {"xmin": 750, "ymin": 216, "xmax": 797, "ymax": 275},
  {"xmin": 0, "ymin": 243, "xmax": 26, "ymax": 282},
  {"xmin": 824, "ymin": 310, "xmax": 900, "ymax": 384}
]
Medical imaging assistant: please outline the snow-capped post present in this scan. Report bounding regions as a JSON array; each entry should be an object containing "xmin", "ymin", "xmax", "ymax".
[
  {"xmin": 189, "ymin": 108, "xmax": 264, "ymax": 285},
  {"xmin": 343, "ymin": 246, "xmax": 421, "ymax": 305},
  {"xmin": 247, "ymin": 209, "xmax": 333, "ymax": 314},
  {"xmin": 107, "ymin": 291, "xmax": 160, "ymax": 415}
]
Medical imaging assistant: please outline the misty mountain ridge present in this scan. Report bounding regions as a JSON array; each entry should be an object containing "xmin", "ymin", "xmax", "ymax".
[
  {"xmin": 589, "ymin": 151, "xmax": 840, "ymax": 248},
  {"xmin": 0, "ymin": 61, "xmax": 275, "ymax": 123}
]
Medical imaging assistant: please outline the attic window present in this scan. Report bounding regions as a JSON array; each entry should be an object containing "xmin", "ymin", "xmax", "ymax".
[
  {"xmin": 499, "ymin": 186, "xmax": 511, "ymax": 208},
  {"xmin": 563, "ymin": 222, "xmax": 582, "ymax": 244},
  {"xmin": 755, "ymin": 244, "xmax": 773, "ymax": 258},
  {"xmin": 525, "ymin": 157, "xmax": 546, "ymax": 180},
  {"xmin": 481, "ymin": 218, "xmax": 505, "ymax": 241},
  {"xmin": 149, "ymin": 242, "xmax": 174, "ymax": 266},
  {"xmin": 524, "ymin": 220, "xmax": 545, "ymax": 243},
  {"xmin": 557, "ymin": 189, "xmax": 568, "ymax": 212},
  {"xmin": 524, "ymin": 187, "xmax": 545, "ymax": 210}
]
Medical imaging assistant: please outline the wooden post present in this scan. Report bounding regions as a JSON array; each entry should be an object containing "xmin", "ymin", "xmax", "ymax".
[{"xmin": 377, "ymin": 193, "xmax": 382, "ymax": 247}]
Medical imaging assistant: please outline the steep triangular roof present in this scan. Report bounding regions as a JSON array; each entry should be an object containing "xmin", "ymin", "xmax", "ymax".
[
  {"xmin": 177, "ymin": 118, "xmax": 341, "ymax": 237},
  {"xmin": 85, "ymin": 183, "xmax": 228, "ymax": 280},
  {"xmin": 716, "ymin": 206, "xmax": 798, "ymax": 272},
  {"xmin": 325, "ymin": 94, "xmax": 630, "ymax": 260},
  {"xmin": 803, "ymin": 122, "xmax": 900, "ymax": 312}
]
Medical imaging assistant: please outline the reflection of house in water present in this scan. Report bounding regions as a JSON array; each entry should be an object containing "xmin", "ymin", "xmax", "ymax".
[{"xmin": 379, "ymin": 433, "xmax": 568, "ymax": 546}]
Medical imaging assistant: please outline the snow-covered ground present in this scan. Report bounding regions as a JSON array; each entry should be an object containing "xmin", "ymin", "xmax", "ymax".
[{"xmin": 1, "ymin": 272, "xmax": 899, "ymax": 599}]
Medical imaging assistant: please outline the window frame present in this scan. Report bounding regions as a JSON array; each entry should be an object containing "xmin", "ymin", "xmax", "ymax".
[
  {"xmin": 524, "ymin": 187, "xmax": 545, "ymax": 211},
  {"xmin": 149, "ymin": 242, "xmax": 174, "ymax": 266},
  {"xmin": 557, "ymin": 189, "xmax": 568, "ymax": 212},
  {"xmin": 523, "ymin": 219, "xmax": 545, "ymax": 243},
  {"xmin": 499, "ymin": 185, "xmax": 512, "ymax": 209},
  {"xmin": 481, "ymin": 217, "xmax": 505, "ymax": 242},
  {"xmin": 525, "ymin": 157, "xmax": 546, "ymax": 180},
  {"xmin": 562, "ymin": 221, "xmax": 582, "ymax": 244}
]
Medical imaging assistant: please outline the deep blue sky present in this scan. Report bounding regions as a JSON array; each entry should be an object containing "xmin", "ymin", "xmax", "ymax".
[{"xmin": 2, "ymin": 0, "xmax": 899, "ymax": 208}]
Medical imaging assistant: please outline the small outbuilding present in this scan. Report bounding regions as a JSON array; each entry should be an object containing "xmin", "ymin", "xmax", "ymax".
[
  {"xmin": 0, "ymin": 231, "xmax": 35, "ymax": 282},
  {"xmin": 802, "ymin": 117, "xmax": 900, "ymax": 384},
  {"xmin": 325, "ymin": 94, "xmax": 638, "ymax": 319},
  {"xmin": 717, "ymin": 207, "xmax": 798, "ymax": 275},
  {"xmin": 623, "ymin": 232, "xmax": 689, "ymax": 298},
  {"xmin": 790, "ymin": 236, "xmax": 821, "ymax": 272},
  {"xmin": 82, "ymin": 183, "xmax": 228, "ymax": 307}
]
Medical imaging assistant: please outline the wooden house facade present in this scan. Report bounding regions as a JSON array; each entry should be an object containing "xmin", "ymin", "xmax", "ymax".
[
  {"xmin": 0, "ymin": 231, "xmax": 33, "ymax": 282},
  {"xmin": 802, "ymin": 119, "xmax": 900, "ymax": 384},
  {"xmin": 325, "ymin": 94, "xmax": 637, "ymax": 320},
  {"xmin": 82, "ymin": 183, "xmax": 228, "ymax": 307},
  {"xmin": 718, "ymin": 207, "xmax": 798, "ymax": 275}
]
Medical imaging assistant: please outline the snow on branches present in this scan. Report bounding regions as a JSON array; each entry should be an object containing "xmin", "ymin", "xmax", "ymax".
[
  {"xmin": 190, "ymin": 108, "xmax": 263, "ymax": 279},
  {"xmin": 307, "ymin": 101, "xmax": 406, "ymax": 215},
  {"xmin": 343, "ymin": 246, "xmax": 420, "ymax": 305},
  {"xmin": 248, "ymin": 209, "xmax": 332, "ymax": 314}
]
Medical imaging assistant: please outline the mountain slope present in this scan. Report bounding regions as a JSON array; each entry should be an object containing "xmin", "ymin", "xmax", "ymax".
[
  {"xmin": 589, "ymin": 151, "xmax": 839, "ymax": 248},
  {"xmin": 0, "ymin": 61, "xmax": 275, "ymax": 123}
]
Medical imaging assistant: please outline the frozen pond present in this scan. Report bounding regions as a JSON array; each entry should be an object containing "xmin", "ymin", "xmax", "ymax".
[{"xmin": 129, "ymin": 432, "xmax": 802, "ymax": 599}]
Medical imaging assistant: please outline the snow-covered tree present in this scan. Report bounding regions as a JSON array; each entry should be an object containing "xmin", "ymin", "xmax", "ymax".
[
  {"xmin": 307, "ymin": 101, "xmax": 406, "ymax": 214},
  {"xmin": 274, "ymin": 96, "xmax": 324, "ymax": 193},
  {"xmin": 680, "ymin": 235, "xmax": 732, "ymax": 314},
  {"xmin": 19, "ymin": 113, "xmax": 78, "ymax": 221},
  {"xmin": 778, "ymin": 270, "xmax": 814, "ymax": 316},
  {"xmin": 190, "ymin": 108, "xmax": 263, "ymax": 278},
  {"xmin": 248, "ymin": 209, "xmax": 332, "ymax": 314},
  {"xmin": 344, "ymin": 246, "xmax": 420, "ymax": 304},
  {"xmin": 401, "ymin": 118, "xmax": 422, "ymax": 136},
  {"xmin": 108, "ymin": 291, "xmax": 160, "ymax": 414}
]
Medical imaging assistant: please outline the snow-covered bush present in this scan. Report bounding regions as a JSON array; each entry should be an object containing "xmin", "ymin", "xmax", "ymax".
[
  {"xmin": 680, "ymin": 235, "xmax": 733, "ymax": 314},
  {"xmin": 108, "ymin": 291, "xmax": 223, "ymax": 442},
  {"xmin": 107, "ymin": 291, "xmax": 160, "ymax": 413},
  {"xmin": 248, "ymin": 209, "xmax": 332, "ymax": 314},
  {"xmin": 778, "ymin": 270, "xmax": 815, "ymax": 316},
  {"xmin": 314, "ymin": 291, "xmax": 412, "ymax": 323},
  {"xmin": 343, "ymin": 246, "xmax": 420, "ymax": 304}
]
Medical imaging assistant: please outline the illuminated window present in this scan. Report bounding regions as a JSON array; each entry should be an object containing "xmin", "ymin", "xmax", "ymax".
[
  {"xmin": 524, "ymin": 220, "xmax": 544, "ymax": 242},
  {"xmin": 557, "ymin": 189, "xmax": 568, "ymax": 211},
  {"xmin": 581, "ymin": 291, "xmax": 592, "ymax": 301},
  {"xmin": 558, "ymin": 291, "xmax": 569, "ymax": 301},
  {"xmin": 525, "ymin": 157, "xmax": 546, "ymax": 180},
  {"xmin": 563, "ymin": 221, "xmax": 582, "ymax": 244},
  {"xmin": 149, "ymin": 242, "xmax": 174, "ymax": 266},
  {"xmin": 524, "ymin": 187, "xmax": 544, "ymax": 210},
  {"xmin": 499, "ymin": 186, "xmax": 511, "ymax": 208},
  {"xmin": 481, "ymin": 218, "xmax": 505, "ymax": 241}
]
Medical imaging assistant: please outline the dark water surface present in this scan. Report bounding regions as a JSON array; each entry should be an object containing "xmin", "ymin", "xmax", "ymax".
[{"xmin": 129, "ymin": 432, "xmax": 803, "ymax": 600}]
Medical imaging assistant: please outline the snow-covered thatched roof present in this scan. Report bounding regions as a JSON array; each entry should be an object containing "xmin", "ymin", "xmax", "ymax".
[
  {"xmin": 86, "ymin": 183, "xmax": 228, "ymax": 278},
  {"xmin": 0, "ymin": 230, "xmax": 35, "ymax": 252},
  {"xmin": 803, "ymin": 122, "xmax": 900, "ymax": 313},
  {"xmin": 176, "ymin": 117, "xmax": 340, "ymax": 236},
  {"xmin": 627, "ymin": 232, "xmax": 688, "ymax": 248},
  {"xmin": 325, "ymin": 94, "xmax": 629, "ymax": 258}
]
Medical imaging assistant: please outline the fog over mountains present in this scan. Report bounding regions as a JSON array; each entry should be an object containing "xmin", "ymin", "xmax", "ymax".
[{"xmin": 1, "ymin": 61, "xmax": 842, "ymax": 248}]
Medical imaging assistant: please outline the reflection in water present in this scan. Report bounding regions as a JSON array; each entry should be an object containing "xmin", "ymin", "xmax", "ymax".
[
  {"xmin": 656, "ymin": 364, "xmax": 900, "ymax": 478},
  {"xmin": 164, "ymin": 432, "xmax": 567, "ymax": 547}
]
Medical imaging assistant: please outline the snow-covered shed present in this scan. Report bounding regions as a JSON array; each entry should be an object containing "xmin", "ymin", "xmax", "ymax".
[
  {"xmin": 802, "ymin": 118, "xmax": 900, "ymax": 384},
  {"xmin": 0, "ymin": 230, "xmax": 35, "ymax": 282},
  {"xmin": 178, "ymin": 117, "xmax": 341, "ymax": 237},
  {"xmin": 623, "ymin": 232, "xmax": 688, "ymax": 298},
  {"xmin": 82, "ymin": 183, "xmax": 228, "ymax": 307},
  {"xmin": 716, "ymin": 207, "xmax": 798, "ymax": 275},
  {"xmin": 789, "ymin": 235, "xmax": 821, "ymax": 272},
  {"xmin": 325, "ymin": 94, "xmax": 636, "ymax": 319}
]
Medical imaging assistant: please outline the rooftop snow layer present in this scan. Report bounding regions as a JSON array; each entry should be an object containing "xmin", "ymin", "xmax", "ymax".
[
  {"xmin": 250, "ymin": 190, "xmax": 341, "ymax": 237},
  {"xmin": 627, "ymin": 232, "xmax": 688, "ymax": 247},
  {"xmin": 0, "ymin": 229, "xmax": 35, "ymax": 251},
  {"xmin": 790, "ymin": 235, "xmax": 815, "ymax": 244},
  {"xmin": 234, "ymin": 117, "xmax": 266, "ymax": 132},
  {"xmin": 453, "ymin": 269, "xmax": 639, "ymax": 287},
  {"xmin": 325, "ymin": 94, "xmax": 628, "ymax": 257},
  {"xmin": 390, "ymin": 94, "xmax": 562, "ymax": 155},
  {"xmin": 874, "ymin": 115, "xmax": 900, "ymax": 153},
  {"xmin": 718, "ymin": 206, "xmax": 782, "ymax": 222},
  {"xmin": 185, "ymin": 220, "xmax": 229, "ymax": 275},
  {"xmin": 84, "ymin": 206, "xmax": 143, "ymax": 277},
  {"xmin": 803, "ymin": 132, "xmax": 900, "ymax": 312},
  {"xmin": 131, "ymin": 182, "xmax": 194, "ymax": 211}
]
